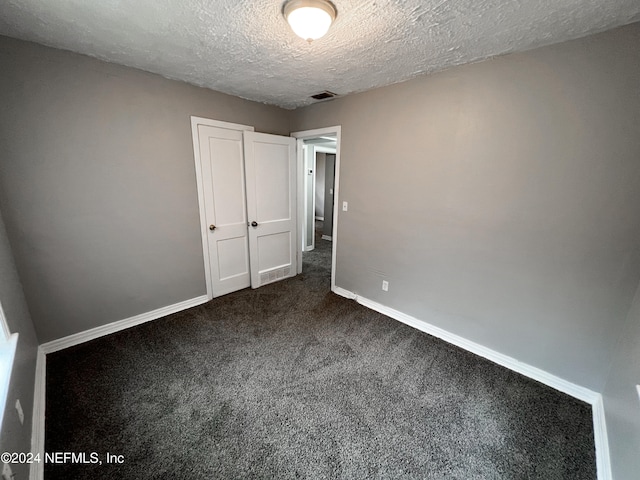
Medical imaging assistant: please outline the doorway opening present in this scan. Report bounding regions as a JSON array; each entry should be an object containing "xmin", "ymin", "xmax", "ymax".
[{"xmin": 291, "ymin": 127, "xmax": 341, "ymax": 292}]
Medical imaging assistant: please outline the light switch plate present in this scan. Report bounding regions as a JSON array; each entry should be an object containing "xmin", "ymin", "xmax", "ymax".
[{"xmin": 342, "ymin": 201, "xmax": 348, "ymax": 211}]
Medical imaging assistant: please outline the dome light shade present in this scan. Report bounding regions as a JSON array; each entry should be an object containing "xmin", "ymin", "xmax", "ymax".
[{"xmin": 283, "ymin": 0, "xmax": 336, "ymax": 42}]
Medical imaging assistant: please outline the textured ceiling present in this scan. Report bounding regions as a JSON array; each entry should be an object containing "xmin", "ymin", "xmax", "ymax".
[{"xmin": 0, "ymin": 0, "xmax": 638, "ymax": 109}]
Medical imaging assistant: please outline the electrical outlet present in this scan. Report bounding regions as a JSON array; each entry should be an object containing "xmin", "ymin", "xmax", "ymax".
[
  {"xmin": 382, "ymin": 280, "xmax": 389, "ymax": 291},
  {"xmin": 2, "ymin": 462, "xmax": 12, "ymax": 480},
  {"xmin": 15, "ymin": 398, "xmax": 24, "ymax": 425},
  {"xmin": 342, "ymin": 201, "xmax": 348, "ymax": 212}
]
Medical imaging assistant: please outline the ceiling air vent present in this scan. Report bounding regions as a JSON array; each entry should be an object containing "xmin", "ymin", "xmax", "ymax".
[{"xmin": 311, "ymin": 91, "xmax": 338, "ymax": 101}]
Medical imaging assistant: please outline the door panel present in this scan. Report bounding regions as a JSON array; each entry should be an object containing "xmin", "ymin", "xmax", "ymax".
[
  {"xmin": 255, "ymin": 143, "xmax": 291, "ymax": 222},
  {"xmin": 198, "ymin": 125, "xmax": 251, "ymax": 296},
  {"xmin": 244, "ymin": 132, "xmax": 297, "ymax": 288},
  {"xmin": 257, "ymin": 232, "xmax": 292, "ymax": 270},
  {"xmin": 210, "ymin": 137, "xmax": 247, "ymax": 225},
  {"xmin": 217, "ymin": 236, "xmax": 249, "ymax": 280}
]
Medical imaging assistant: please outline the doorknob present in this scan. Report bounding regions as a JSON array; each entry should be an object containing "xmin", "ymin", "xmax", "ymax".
[
  {"xmin": 209, "ymin": 224, "xmax": 216, "ymax": 231},
  {"xmin": 251, "ymin": 221, "xmax": 258, "ymax": 227}
]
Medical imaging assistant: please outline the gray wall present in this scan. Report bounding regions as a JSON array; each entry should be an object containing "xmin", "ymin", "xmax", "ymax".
[
  {"xmin": 323, "ymin": 154, "xmax": 335, "ymax": 238},
  {"xmin": 603, "ymin": 282, "xmax": 640, "ymax": 480},
  {"xmin": 0, "ymin": 36, "xmax": 291, "ymax": 342},
  {"xmin": 2, "ymin": 24, "xmax": 640, "ymax": 478},
  {"xmin": 0, "ymin": 210, "xmax": 38, "ymax": 480},
  {"xmin": 291, "ymin": 22, "xmax": 640, "ymax": 393},
  {"xmin": 315, "ymin": 153, "xmax": 326, "ymax": 218}
]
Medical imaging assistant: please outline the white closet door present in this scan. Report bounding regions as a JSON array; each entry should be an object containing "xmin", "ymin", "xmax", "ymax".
[
  {"xmin": 243, "ymin": 132, "xmax": 297, "ymax": 288},
  {"xmin": 198, "ymin": 125, "xmax": 251, "ymax": 296}
]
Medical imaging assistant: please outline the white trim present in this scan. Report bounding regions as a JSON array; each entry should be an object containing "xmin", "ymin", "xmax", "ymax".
[
  {"xmin": 30, "ymin": 293, "xmax": 208, "ymax": 479},
  {"xmin": 40, "ymin": 295, "xmax": 209, "ymax": 354},
  {"xmin": 291, "ymin": 127, "xmax": 340, "ymax": 139},
  {"xmin": 300, "ymin": 145, "xmax": 311, "ymax": 254},
  {"xmin": 315, "ymin": 216, "xmax": 324, "ymax": 221},
  {"xmin": 190, "ymin": 116, "xmax": 254, "ymax": 300},
  {"xmin": 0, "ymin": 301, "xmax": 10, "ymax": 340},
  {"xmin": 28, "ymin": 282, "xmax": 612, "ymax": 480},
  {"xmin": 321, "ymin": 235, "xmax": 332, "ymax": 241},
  {"xmin": 334, "ymin": 288, "xmax": 599, "ymax": 401},
  {"xmin": 190, "ymin": 116, "xmax": 255, "ymax": 133},
  {"xmin": 0, "ymin": 333, "xmax": 18, "ymax": 433},
  {"xmin": 332, "ymin": 285, "xmax": 356, "ymax": 300},
  {"xmin": 331, "ymin": 286, "xmax": 612, "ymax": 479},
  {"xmin": 291, "ymin": 126, "xmax": 342, "ymax": 292},
  {"xmin": 298, "ymin": 143, "xmax": 334, "ymax": 255},
  {"xmin": 295, "ymin": 142, "xmax": 304, "ymax": 272},
  {"xmin": 592, "ymin": 396, "xmax": 612, "ymax": 480},
  {"xmin": 29, "ymin": 347, "xmax": 46, "ymax": 480},
  {"xmin": 313, "ymin": 145, "xmax": 336, "ymax": 154},
  {"xmin": 311, "ymin": 147, "xmax": 316, "ymax": 251},
  {"xmin": 0, "ymin": 302, "xmax": 16, "ymax": 434}
]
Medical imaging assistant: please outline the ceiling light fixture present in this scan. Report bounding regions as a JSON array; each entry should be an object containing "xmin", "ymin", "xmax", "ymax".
[{"xmin": 283, "ymin": 0, "xmax": 337, "ymax": 42}]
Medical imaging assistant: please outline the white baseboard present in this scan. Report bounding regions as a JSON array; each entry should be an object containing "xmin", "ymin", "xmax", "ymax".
[
  {"xmin": 592, "ymin": 395, "xmax": 612, "ymax": 480},
  {"xmin": 332, "ymin": 286, "xmax": 611, "ymax": 479},
  {"xmin": 30, "ymin": 295, "xmax": 209, "ymax": 480},
  {"xmin": 321, "ymin": 235, "xmax": 332, "ymax": 241},
  {"xmin": 315, "ymin": 216, "xmax": 324, "ymax": 221},
  {"xmin": 29, "ymin": 347, "xmax": 46, "ymax": 480},
  {"xmin": 33, "ymin": 287, "xmax": 613, "ymax": 480},
  {"xmin": 332, "ymin": 286, "xmax": 356, "ymax": 300},
  {"xmin": 40, "ymin": 295, "xmax": 209, "ymax": 354}
]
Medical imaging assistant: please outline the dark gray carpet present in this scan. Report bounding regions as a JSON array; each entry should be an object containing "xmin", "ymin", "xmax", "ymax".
[{"xmin": 45, "ymin": 234, "xmax": 596, "ymax": 479}]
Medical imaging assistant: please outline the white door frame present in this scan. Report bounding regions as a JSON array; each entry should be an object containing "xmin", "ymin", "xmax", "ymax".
[
  {"xmin": 0, "ymin": 301, "xmax": 18, "ymax": 436},
  {"xmin": 310, "ymin": 144, "xmax": 336, "ymax": 247},
  {"xmin": 303, "ymin": 143, "xmax": 314, "ymax": 252},
  {"xmin": 314, "ymin": 146, "xmax": 336, "ymax": 241},
  {"xmin": 302, "ymin": 143, "xmax": 335, "ymax": 253},
  {"xmin": 290, "ymin": 126, "xmax": 342, "ymax": 292},
  {"xmin": 190, "ymin": 116, "xmax": 254, "ymax": 300}
]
